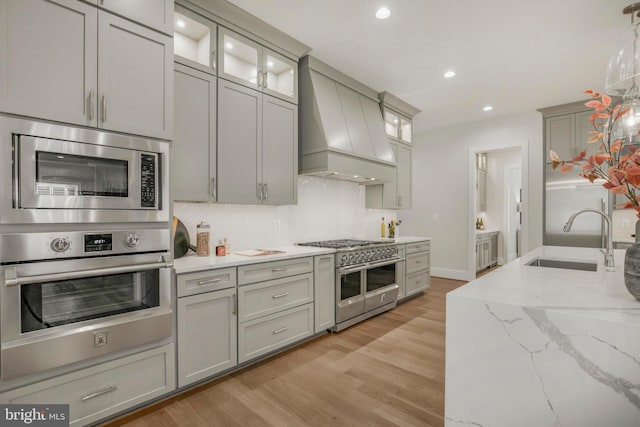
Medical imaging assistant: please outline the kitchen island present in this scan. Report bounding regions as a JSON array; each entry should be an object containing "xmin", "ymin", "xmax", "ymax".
[{"xmin": 445, "ymin": 246, "xmax": 640, "ymax": 427}]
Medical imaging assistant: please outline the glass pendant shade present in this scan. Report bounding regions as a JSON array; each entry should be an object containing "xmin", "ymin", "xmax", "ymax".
[
  {"xmin": 611, "ymin": 97, "xmax": 640, "ymax": 143},
  {"xmin": 605, "ymin": 18, "xmax": 640, "ymax": 97}
]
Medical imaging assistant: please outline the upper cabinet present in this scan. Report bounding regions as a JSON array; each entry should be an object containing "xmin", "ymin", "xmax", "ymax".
[
  {"xmin": 383, "ymin": 108, "xmax": 413, "ymax": 144},
  {"xmin": 173, "ymin": 5, "xmax": 217, "ymax": 74},
  {"xmin": 539, "ymin": 102, "xmax": 597, "ymax": 164},
  {"xmin": 0, "ymin": 0, "xmax": 173, "ymax": 140},
  {"xmin": 97, "ymin": 0, "xmax": 174, "ymax": 35},
  {"xmin": 219, "ymin": 28, "xmax": 297, "ymax": 104}
]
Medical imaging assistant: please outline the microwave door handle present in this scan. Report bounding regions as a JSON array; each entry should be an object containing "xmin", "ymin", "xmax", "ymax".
[{"xmin": 4, "ymin": 259, "xmax": 173, "ymax": 286}]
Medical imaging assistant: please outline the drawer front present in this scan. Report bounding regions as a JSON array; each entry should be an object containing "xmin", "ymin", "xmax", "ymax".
[
  {"xmin": 406, "ymin": 251, "xmax": 430, "ymax": 274},
  {"xmin": 238, "ymin": 257, "xmax": 313, "ymax": 285},
  {"xmin": 238, "ymin": 303, "xmax": 313, "ymax": 363},
  {"xmin": 1, "ymin": 344, "xmax": 175, "ymax": 426},
  {"xmin": 406, "ymin": 271, "xmax": 430, "ymax": 297},
  {"xmin": 177, "ymin": 267, "xmax": 237, "ymax": 297},
  {"xmin": 238, "ymin": 273, "xmax": 313, "ymax": 323},
  {"xmin": 406, "ymin": 241, "xmax": 430, "ymax": 254}
]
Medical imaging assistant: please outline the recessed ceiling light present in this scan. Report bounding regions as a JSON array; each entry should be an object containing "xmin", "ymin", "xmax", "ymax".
[
  {"xmin": 443, "ymin": 70, "xmax": 456, "ymax": 78},
  {"xmin": 176, "ymin": 19, "xmax": 186, "ymax": 28},
  {"xmin": 483, "ymin": 105, "xmax": 494, "ymax": 112},
  {"xmin": 225, "ymin": 42, "xmax": 233, "ymax": 50},
  {"xmin": 376, "ymin": 7, "xmax": 391, "ymax": 19}
]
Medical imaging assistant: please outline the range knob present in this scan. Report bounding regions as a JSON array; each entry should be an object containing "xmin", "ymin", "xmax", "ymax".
[
  {"xmin": 341, "ymin": 254, "xmax": 348, "ymax": 263},
  {"xmin": 50, "ymin": 237, "xmax": 70, "ymax": 253},
  {"xmin": 123, "ymin": 233, "xmax": 140, "ymax": 249}
]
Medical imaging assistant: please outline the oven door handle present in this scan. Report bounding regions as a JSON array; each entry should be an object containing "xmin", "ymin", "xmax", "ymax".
[
  {"xmin": 4, "ymin": 259, "xmax": 173, "ymax": 286},
  {"xmin": 338, "ymin": 256, "xmax": 402, "ymax": 275}
]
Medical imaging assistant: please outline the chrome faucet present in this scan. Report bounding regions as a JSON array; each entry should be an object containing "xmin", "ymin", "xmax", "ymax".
[{"xmin": 563, "ymin": 209, "xmax": 614, "ymax": 271}]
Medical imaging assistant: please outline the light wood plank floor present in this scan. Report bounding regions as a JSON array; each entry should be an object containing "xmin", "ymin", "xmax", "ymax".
[{"xmin": 102, "ymin": 277, "xmax": 466, "ymax": 427}]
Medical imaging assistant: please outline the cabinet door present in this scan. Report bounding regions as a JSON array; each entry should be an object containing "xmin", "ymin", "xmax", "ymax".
[
  {"xmin": 263, "ymin": 48, "xmax": 297, "ymax": 103},
  {"xmin": 396, "ymin": 143, "xmax": 412, "ymax": 208},
  {"xmin": 0, "ymin": 0, "xmax": 97, "ymax": 127},
  {"xmin": 218, "ymin": 28, "xmax": 261, "ymax": 91},
  {"xmin": 475, "ymin": 241, "xmax": 482, "ymax": 272},
  {"xmin": 177, "ymin": 288, "xmax": 237, "ymax": 388},
  {"xmin": 381, "ymin": 143, "xmax": 399, "ymax": 208},
  {"xmin": 314, "ymin": 254, "xmax": 335, "ymax": 332},
  {"xmin": 98, "ymin": 12, "xmax": 173, "ymax": 139},
  {"xmin": 100, "ymin": 0, "xmax": 174, "ymax": 35},
  {"xmin": 545, "ymin": 115, "xmax": 575, "ymax": 162},
  {"xmin": 173, "ymin": 64, "xmax": 216, "ymax": 202},
  {"xmin": 174, "ymin": 5, "xmax": 217, "ymax": 74},
  {"xmin": 217, "ymin": 79, "xmax": 262, "ymax": 204},
  {"xmin": 576, "ymin": 110, "xmax": 597, "ymax": 158},
  {"xmin": 262, "ymin": 95, "xmax": 297, "ymax": 205},
  {"xmin": 396, "ymin": 246, "xmax": 406, "ymax": 300}
]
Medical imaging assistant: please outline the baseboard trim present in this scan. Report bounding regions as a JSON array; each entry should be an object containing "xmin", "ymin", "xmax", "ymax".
[{"xmin": 431, "ymin": 267, "xmax": 472, "ymax": 282}]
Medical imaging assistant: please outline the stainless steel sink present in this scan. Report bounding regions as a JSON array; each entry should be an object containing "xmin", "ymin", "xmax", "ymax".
[{"xmin": 525, "ymin": 257, "xmax": 597, "ymax": 272}]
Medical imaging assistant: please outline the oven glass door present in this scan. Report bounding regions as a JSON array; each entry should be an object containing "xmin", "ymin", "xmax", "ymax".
[
  {"xmin": 366, "ymin": 262, "xmax": 397, "ymax": 292},
  {"xmin": 340, "ymin": 270, "xmax": 362, "ymax": 300},
  {"xmin": 20, "ymin": 270, "xmax": 160, "ymax": 333}
]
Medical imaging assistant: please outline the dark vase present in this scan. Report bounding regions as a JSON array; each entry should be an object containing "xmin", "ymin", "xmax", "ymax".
[{"xmin": 624, "ymin": 243, "xmax": 640, "ymax": 301}]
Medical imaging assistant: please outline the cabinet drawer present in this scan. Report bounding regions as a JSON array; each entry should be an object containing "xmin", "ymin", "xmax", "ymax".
[
  {"xmin": 238, "ymin": 273, "xmax": 313, "ymax": 322},
  {"xmin": 406, "ymin": 241, "xmax": 430, "ymax": 254},
  {"xmin": 1, "ymin": 344, "xmax": 175, "ymax": 426},
  {"xmin": 177, "ymin": 267, "xmax": 237, "ymax": 297},
  {"xmin": 406, "ymin": 271, "xmax": 430, "ymax": 297},
  {"xmin": 238, "ymin": 257, "xmax": 313, "ymax": 285},
  {"xmin": 406, "ymin": 251, "xmax": 430, "ymax": 274},
  {"xmin": 238, "ymin": 303, "xmax": 313, "ymax": 363}
]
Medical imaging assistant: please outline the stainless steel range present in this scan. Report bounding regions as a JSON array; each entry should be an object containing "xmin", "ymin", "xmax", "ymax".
[{"xmin": 298, "ymin": 239, "xmax": 402, "ymax": 331}]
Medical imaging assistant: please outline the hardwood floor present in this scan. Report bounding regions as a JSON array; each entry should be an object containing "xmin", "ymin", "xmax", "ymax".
[{"xmin": 102, "ymin": 277, "xmax": 466, "ymax": 427}]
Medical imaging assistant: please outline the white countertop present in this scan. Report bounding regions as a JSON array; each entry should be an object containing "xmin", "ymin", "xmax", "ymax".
[
  {"xmin": 173, "ymin": 236, "xmax": 431, "ymax": 274},
  {"xmin": 448, "ymin": 245, "xmax": 640, "ymax": 318},
  {"xmin": 475, "ymin": 229, "xmax": 499, "ymax": 235},
  {"xmin": 173, "ymin": 246, "xmax": 334, "ymax": 274},
  {"xmin": 445, "ymin": 246, "xmax": 640, "ymax": 426}
]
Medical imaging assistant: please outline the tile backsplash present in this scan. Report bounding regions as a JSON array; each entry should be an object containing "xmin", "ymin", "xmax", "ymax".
[{"xmin": 174, "ymin": 176, "xmax": 396, "ymax": 251}]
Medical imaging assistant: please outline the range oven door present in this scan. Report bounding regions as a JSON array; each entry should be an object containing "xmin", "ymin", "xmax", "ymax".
[
  {"xmin": 17, "ymin": 135, "xmax": 158, "ymax": 211},
  {"xmin": 336, "ymin": 266, "xmax": 365, "ymax": 323},
  {"xmin": 364, "ymin": 259, "xmax": 400, "ymax": 312},
  {"xmin": 0, "ymin": 254, "xmax": 172, "ymax": 381}
]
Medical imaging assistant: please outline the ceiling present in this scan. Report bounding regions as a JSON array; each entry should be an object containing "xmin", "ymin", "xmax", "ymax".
[{"xmin": 227, "ymin": 0, "xmax": 632, "ymax": 133}]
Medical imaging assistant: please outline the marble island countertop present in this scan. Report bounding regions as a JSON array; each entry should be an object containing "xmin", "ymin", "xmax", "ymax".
[{"xmin": 445, "ymin": 246, "xmax": 640, "ymax": 427}]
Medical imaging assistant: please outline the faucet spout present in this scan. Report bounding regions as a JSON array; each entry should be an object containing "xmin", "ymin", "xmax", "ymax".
[{"xmin": 563, "ymin": 209, "xmax": 614, "ymax": 271}]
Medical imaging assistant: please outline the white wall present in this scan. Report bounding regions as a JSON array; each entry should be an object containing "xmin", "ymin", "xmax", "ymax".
[
  {"xmin": 399, "ymin": 111, "xmax": 543, "ymax": 280},
  {"xmin": 174, "ymin": 176, "xmax": 397, "ymax": 252}
]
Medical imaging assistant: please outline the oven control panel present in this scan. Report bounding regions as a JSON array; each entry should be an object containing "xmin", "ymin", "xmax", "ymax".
[{"xmin": 337, "ymin": 245, "xmax": 399, "ymax": 267}]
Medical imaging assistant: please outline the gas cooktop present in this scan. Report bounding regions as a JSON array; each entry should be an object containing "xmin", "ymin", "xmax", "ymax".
[{"xmin": 297, "ymin": 239, "xmax": 394, "ymax": 249}]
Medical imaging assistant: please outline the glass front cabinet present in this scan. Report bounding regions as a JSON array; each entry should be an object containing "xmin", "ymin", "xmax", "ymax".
[{"xmin": 173, "ymin": 5, "xmax": 217, "ymax": 74}]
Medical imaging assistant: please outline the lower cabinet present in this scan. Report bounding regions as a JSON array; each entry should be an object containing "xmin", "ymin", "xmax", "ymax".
[
  {"xmin": 177, "ymin": 287, "xmax": 237, "ymax": 388},
  {"xmin": 176, "ymin": 268, "xmax": 238, "ymax": 388},
  {"xmin": 314, "ymin": 254, "xmax": 335, "ymax": 332},
  {"xmin": 404, "ymin": 241, "xmax": 431, "ymax": 298},
  {"xmin": 476, "ymin": 232, "xmax": 499, "ymax": 272},
  {"xmin": 0, "ymin": 344, "xmax": 175, "ymax": 426}
]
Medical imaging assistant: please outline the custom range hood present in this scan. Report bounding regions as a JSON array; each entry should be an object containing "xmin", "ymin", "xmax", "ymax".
[{"xmin": 299, "ymin": 56, "xmax": 395, "ymax": 184}]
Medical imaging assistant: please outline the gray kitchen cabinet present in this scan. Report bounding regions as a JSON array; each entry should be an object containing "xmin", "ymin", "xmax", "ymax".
[
  {"xmin": 217, "ymin": 79, "xmax": 297, "ymax": 205},
  {"xmin": 0, "ymin": 0, "xmax": 173, "ymax": 140},
  {"xmin": 0, "ymin": 343, "xmax": 175, "ymax": 426},
  {"xmin": 396, "ymin": 245, "xmax": 407, "ymax": 300},
  {"xmin": 476, "ymin": 153, "xmax": 487, "ymax": 213},
  {"xmin": 98, "ymin": 0, "xmax": 174, "ymax": 35},
  {"xmin": 173, "ymin": 4, "xmax": 217, "ymax": 74},
  {"xmin": 176, "ymin": 269, "xmax": 237, "ymax": 388},
  {"xmin": 172, "ymin": 63, "xmax": 217, "ymax": 202},
  {"xmin": 404, "ymin": 241, "xmax": 431, "ymax": 298},
  {"xmin": 314, "ymin": 254, "xmax": 335, "ymax": 333},
  {"xmin": 544, "ymin": 110, "xmax": 594, "ymax": 164},
  {"xmin": 218, "ymin": 27, "xmax": 297, "ymax": 104},
  {"xmin": 476, "ymin": 232, "xmax": 499, "ymax": 272},
  {"xmin": 237, "ymin": 257, "xmax": 315, "ymax": 363},
  {"xmin": 365, "ymin": 141, "xmax": 412, "ymax": 209}
]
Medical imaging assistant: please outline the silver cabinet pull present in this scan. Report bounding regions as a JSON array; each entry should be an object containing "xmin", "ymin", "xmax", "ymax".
[
  {"xmin": 101, "ymin": 94, "xmax": 107, "ymax": 122},
  {"xmin": 263, "ymin": 71, "xmax": 268, "ymax": 88},
  {"xmin": 232, "ymin": 293, "xmax": 236, "ymax": 315},
  {"xmin": 271, "ymin": 267, "xmax": 288, "ymax": 272},
  {"xmin": 272, "ymin": 292, "xmax": 289, "ymax": 299},
  {"xmin": 263, "ymin": 183, "xmax": 268, "ymax": 201},
  {"xmin": 257, "ymin": 70, "xmax": 263, "ymax": 88},
  {"xmin": 272, "ymin": 327, "xmax": 288, "ymax": 335},
  {"xmin": 82, "ymin": 385, "xmax": 117, "ymax": 401},
  {"xmin": 257, "ymin": 183, "xmax": 263, "ymax": 201},
  {"xmin": 210, "ymin": 178, "xmax": 217, "ymax": 200},
  {"xmin": 198, "ymin": 278, "xmax": 222, "ymax": 285},
  {"xmin": 88, "ymin": 90, "xmax": 95, "ymax": 119}
]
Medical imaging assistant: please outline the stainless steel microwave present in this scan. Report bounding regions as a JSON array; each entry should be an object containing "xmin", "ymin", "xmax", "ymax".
[{"xmin": 0, "ymin": 115, "xmax": 169, "ymax": 224}]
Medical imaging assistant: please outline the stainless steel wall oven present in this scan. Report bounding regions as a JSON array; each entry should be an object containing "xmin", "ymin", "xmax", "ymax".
[{"xmin": 0, "ymin": 229, "xmax": 172, "ymax": 381}]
